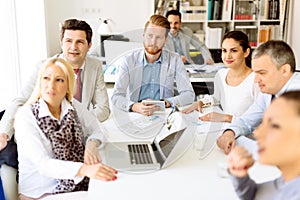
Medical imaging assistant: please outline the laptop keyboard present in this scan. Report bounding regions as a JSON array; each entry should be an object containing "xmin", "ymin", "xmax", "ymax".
[{"xmin": 128, "ymin": 144, "xmax": 154, "ymax": 165}]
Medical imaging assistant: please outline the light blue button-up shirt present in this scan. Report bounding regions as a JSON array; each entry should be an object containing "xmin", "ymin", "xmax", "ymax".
[{"xmin": 138, "ymin": 55, "xmax": 162, "ymax": 101}]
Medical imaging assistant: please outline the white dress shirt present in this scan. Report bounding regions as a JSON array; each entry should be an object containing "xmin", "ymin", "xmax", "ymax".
[{"xmin": 225, "ymin": 72, "xmax": 300, "ymax": 137}]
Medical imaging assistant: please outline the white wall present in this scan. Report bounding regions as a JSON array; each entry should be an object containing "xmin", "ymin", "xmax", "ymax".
[
  {"xmin": 289, "ymin": 0, "xmax": 300, "ymax": 69},
  {"xmin": 0, "ymin": 0, "xmax": 47, "ymax": 111},
  {"xmin": 44, "ymin": 0, "xmax": 154, "ymax": 57}
]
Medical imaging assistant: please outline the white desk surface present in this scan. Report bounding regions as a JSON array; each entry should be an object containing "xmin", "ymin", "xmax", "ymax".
[{"xmin": 88, "ymin": 108, "xmax": 281, "ymax": 200}]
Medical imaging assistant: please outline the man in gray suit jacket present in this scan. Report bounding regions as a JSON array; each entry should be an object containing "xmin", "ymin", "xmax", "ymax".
[
  {"xmin": 111, "ymin": 15, "xmax": 195, "ymax": 116},
  {"xmin": 0, "ymin": 19, "xmax": 110, "ymax": 148},
  {"xmin": 165, "ymin": 10, "xmax": 214, "ymax": 65}
]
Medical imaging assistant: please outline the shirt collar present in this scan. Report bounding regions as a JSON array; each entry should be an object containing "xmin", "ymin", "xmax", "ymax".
[
  {"xmin": 59, "ymin": 54, "xmax": 85, "ymax": 70},
  {"xmin": 38, "ymin": 98, "xmax": 74, "ymax": 121},
  {"xmin": 168, "ymin": 31, "xmax": 180, "ymax": 40},
  {"xmin": 275, "ymin": 73, "xmax": 297, "ymax": 97},
  {"xmin": 143, "ymin": 52, "xmax": 162, "ymax": 67}
]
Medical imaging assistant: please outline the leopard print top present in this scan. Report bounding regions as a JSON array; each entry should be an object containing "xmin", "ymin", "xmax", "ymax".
[{"xmin": 32, "ymin": 100, "xmax": 89, "ymax": 194}]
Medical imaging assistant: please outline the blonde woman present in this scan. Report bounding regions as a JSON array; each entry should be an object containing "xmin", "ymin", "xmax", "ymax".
[{"xmin": 15, "ymin": 58, "xmax": 117, "ymax": 199}]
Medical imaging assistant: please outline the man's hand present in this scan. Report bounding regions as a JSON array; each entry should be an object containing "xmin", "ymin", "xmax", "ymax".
[
  {"xmin": 180, "ymin": 55, "xmax": 189, "ymax": 64},
  {"xmin": 0, "ymin": 133, "xmax": 8, "ymax": 151},
  {"xmin": 84, "ymin": 140, "xmax": 102, "ymax": 165},
  {"xmin": 205, "ymin": 58, "xmax": 214, "ymax": 65},
  {"xmin": 227, "ymin": 146, "xmax": 255, "ymax": 177},
  {"xmin": 199, "ymin": 112, "xmax": 233, "ymax": 123},
  {"xmin": 131, "ymin": 101, "xmax": 161, "ymax": 116},
  {"xmin": 217, "ymin": 130, "xmax": 236, "ymax": 155}
]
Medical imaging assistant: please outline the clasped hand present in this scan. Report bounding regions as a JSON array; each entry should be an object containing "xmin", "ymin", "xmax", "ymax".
[{"xmin": 227, "ymin": 146, "xmax": 255, "ymax": 177}]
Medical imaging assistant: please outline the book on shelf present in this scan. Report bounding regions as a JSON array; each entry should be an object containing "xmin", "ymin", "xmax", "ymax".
[
  {"xmin": 180, "ymin": 6, "xmax": 207, "ymax": 21},
  {"xmin": 205, "ymin": 27, "xmax": 223, "ymax": 48},
  {"xmin": 260, "ymin": 0, "xmax": 280, "ymax": 20},
  {"xmin": 259, "ymin": 24, "xmax": 281, "ymax": 44},
  {"xmin": 155, "ymin": 0, "xmax": 180, "ymax": 16},
  {"xmin": 221, "ymin": 0, "xmax": 233, "ymax": 20},
  {"xmin": 259, "ymin": 25, "xmax": 270, "ymax": 43},
  {"xmin": 155, "ymin": 0, "xmax": 167, "ymax": 15},
  {"xmin": 207, "ymin": 0, "xmax": 214, "ymax": 20},
  {"xmin": 212, "ymin": 0, "xmax": 223, "ymax": 20},
  {"xmin": 234, "ymin": 0, "xmax": 255, "ymax": 20},
  {"xmin": 270, "ymin": 0, "xmax": 279, "ymax": 19},
  {"xmin": 235, "ymin": 25, "xmax": 258, "ymax": 47},
  {"xmin": 259, "ymin": 0, "xmax": 268, "ymax": 20}
]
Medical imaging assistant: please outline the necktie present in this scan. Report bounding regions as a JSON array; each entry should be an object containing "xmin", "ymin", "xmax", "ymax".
[
  {"xmin": 271, "ymin": 94, "xmax": 275, "ymax": 102},
  {"xmin": 74, "ymin": 69, "xmax": 82, "ymax": 102}
]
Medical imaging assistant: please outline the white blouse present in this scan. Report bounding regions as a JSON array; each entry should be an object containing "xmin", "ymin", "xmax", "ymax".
[{"xmin": 213, "ymin": 68, "xmax": 259, "ymax": 118}]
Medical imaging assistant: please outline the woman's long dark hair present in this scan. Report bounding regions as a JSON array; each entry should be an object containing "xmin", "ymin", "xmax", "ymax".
[{"xmin": 222, "ymin": 30, "xmax": 252, "ymax": 68}]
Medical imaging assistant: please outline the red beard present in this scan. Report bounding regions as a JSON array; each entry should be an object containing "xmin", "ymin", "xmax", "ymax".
[{"xmin": 144, "ymin": 45, "xmax": 162, "ymax": 55}]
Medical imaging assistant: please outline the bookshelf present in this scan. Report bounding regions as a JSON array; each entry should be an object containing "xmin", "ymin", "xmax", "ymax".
[{"xmin": 156, "ymin": 0, "xmax": 290, "ymax": 49}]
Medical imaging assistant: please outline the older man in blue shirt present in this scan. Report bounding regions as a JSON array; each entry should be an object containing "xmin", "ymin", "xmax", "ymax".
[
  {"xmin": 217, "ymin": 40, "xmax": 300, "ymax": 154},
  {"xmin": 111, "ymin": 15, "xmax": 195, "ymax": 116}
]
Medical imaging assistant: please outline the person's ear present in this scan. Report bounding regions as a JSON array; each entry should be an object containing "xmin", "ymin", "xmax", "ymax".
[
  {"xmin": 244, "ymin": 48, "xmax": 250, "ymax": 58},
  {"xmin": 88, "ymin": 42, "xmax": 92, "ymax": 50},
  {"xmin": 280, "ymin": 64, "xmax": 292, "ymax": 77}
]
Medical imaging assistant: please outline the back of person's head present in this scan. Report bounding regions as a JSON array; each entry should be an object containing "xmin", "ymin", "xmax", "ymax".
[
  {"xmin": 252, "ymin": 40, "xmax": 296, "ymax": 72},
  {"xmin": 27, "ymin": 58, "xmax": 75, "ymax": 105},
  {"xmin": 222, "ymin": 30, "xmax": 252, "ymax": 67},
  {"xmin": 166, "ymin": 10, "xmax": 182, "ymax": 21},
  {"xmin": 280, "ymin": 91, "xmax": 300, "ymax": 115},
  {"xmin": 144, "ymin": 14, "xmax": 170, "ymax": 37},
  {"xmin": 60, "ymin": 19, "xmax": 93, "ymax": 44}
]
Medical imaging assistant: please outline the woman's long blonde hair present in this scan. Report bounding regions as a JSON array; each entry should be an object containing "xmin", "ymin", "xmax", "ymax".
[{"xmin": 27, "ymin": 57, "xmax": 76, "ymax": 105}]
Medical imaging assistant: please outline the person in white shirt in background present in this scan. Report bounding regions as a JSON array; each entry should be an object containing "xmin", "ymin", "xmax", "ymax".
[
  {"xmin": 165, "ymin": 9, "xmax": 214, "ymax": 65},
  {"xmin": 217, "ymin": 40, "xmax": 300, "ymax": 155},
  {"xmin": 15, "ymin": 58, "xmax": 117, "ymax": 200},
  {"xmin": 182, "ymin": 31, "xmax": 258, "ymax": 123},
  {"xmin": 227, "ymin": 91, "xmax": 300, "ymax": 200}
]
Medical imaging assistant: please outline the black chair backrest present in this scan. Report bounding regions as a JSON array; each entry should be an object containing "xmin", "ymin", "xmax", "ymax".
[{"xmin": 0, "ymin": 110, "xmax": 4, "ymax": 120}]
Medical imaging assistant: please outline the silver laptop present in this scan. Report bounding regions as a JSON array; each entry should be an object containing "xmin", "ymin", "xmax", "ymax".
[{"xmin": 103, "ymin": 107, "xmax": 193, "ymax": 172}]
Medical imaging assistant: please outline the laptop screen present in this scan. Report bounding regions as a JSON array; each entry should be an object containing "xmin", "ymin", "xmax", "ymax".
[
  {"xmin": 153, "ymin": 106, "xmax": 187, "ymax": 161},
  {"xmin": 158, "ymin": 129, "xmax": 185, "ymax": 159}
]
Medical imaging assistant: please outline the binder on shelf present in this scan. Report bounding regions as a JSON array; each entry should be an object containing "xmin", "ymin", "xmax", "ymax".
[
  {"xmin": 259, "ymin": 25, "xmax": 271, "ymax": 44},
  {"xmin": 221, "ymin": 0, "xmax": 232, "ymax": 20},
  {"xmin": 205, "ymin": 27, "xmax": 223, "ymax": 48},
  {"xmin": 207, "ymin": 0, "xmax": 214, "ymax": 20},
  {"xmin": 271, "ymin": 0, "xmax": 279, "ymax": 19},
  {"xmin": 259, "ymin": 0, "xmax": 269, "ymax": 20}
]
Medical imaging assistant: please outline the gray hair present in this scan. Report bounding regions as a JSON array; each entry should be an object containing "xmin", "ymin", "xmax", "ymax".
[{"xmin": 252, "ymin": 40, "xmax": 296, "ymax": 72}]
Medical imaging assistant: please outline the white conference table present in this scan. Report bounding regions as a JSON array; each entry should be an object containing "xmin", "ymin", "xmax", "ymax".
[{"xmin": 87, "ymin": 107, "xmax": 281, "ymax": 200}]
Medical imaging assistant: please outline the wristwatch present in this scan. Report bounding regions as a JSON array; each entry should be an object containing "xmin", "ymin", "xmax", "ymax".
[{"xmin": 161, "ymin": 99, "xmax": 171, "ymax": 108}]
